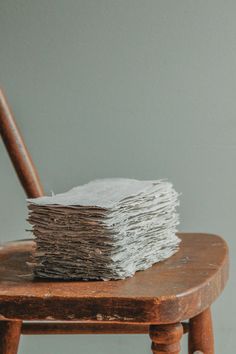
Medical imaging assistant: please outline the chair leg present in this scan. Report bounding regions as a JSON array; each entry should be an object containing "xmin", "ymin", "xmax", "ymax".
[
  {"xmin": 0, "ymin": 320, "xmax": 22, "ymax": 354},
  {"xmin": 188, "ymin": 308, "xmax": 214, "ymax": 354},
  {"xmin": 149, "ymin": 323, "xmax": 183, "ymax": 354}
]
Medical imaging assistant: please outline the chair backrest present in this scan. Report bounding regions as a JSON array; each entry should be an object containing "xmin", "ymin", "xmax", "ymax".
[{"xmin": 0, "ymin": 88, "xmax": 44, "ymax": 198}]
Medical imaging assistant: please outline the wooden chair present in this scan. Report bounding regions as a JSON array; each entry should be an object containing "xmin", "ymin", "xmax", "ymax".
[{"xmin": 0, "ymin": 89, "xmax": 229, "ymax": 354}]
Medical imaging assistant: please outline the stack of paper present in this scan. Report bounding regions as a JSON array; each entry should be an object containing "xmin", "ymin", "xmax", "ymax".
[{"xmin": 27, "ymin": 178, "xmax": 180, "ymax": 280}]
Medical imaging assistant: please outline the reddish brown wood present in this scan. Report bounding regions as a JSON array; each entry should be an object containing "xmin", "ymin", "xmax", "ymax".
[
  {"xmin": 21, "ymin": 321, "xmax": 189, "ymax": 335},
  {"xmin": 0, "ymin": 233, "xmax": 228, "ymax": 323},
  {"xmin": 149, "ymin": 323, "xmax": 183, "ymax": 354},
  {"xmin": 0, "ymin": 320, "xmax": 22, "ymax": 354},
  {"xmin": 21, "ymin": 322, "xmax": 149, "ymax": 335},
  {"xmin": 0, "ymin": 88, "xmax": 44, "ymax": 198},
  {"xmin": 188, "ymin": 308, "xmax": 214, "ymax": 354}
]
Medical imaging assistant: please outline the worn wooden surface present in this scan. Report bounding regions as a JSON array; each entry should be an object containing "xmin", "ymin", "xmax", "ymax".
[
  {"xmin": 188, "ymin": 308, "xmax": 214, "ymax": 354},
  {"xmin": 0, "ymin": 88, "xmax": 44, "ymax": 198},
  {"xmin": 21, "ymin": 322, "xmax": 150, "ymax": 335},
  {"xmin": 149, "ymin": 323, "xmax": 183, "ymax": 354},
  {"xmin": 0, "ymin": 320, "xmax": 22, "ymax": 354},
  {"xmin": 0, "ymin": 233, "xmax": 228, "ymax": 323},
  {"xmin": 20, "ymin": 321, "xmax": 189, "ymax": 335}
]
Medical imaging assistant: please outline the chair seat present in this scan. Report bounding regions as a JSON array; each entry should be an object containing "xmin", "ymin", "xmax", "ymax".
[{"xmin": 0, "ymin": 233, "xmax": 228, "ymax": 324}]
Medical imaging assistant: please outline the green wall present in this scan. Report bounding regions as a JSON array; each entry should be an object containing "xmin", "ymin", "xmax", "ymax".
[{"xmin": 0, "ymin": 1, "xmax": 234, "ymax": 353}]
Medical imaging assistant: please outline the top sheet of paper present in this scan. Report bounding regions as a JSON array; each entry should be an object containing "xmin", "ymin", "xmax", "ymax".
[{"xmin": 27, "ymin": 178, "xmax": 172, "ymax": 208}]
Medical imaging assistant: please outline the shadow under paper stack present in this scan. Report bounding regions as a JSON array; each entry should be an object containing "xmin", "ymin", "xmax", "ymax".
[{"xmin": 27, "ymin": 178, "xmax": 180, "ymax": 280}]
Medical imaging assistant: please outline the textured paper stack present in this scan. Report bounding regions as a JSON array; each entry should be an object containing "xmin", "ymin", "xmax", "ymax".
[{"xmin": 27, "ymin": 178, "xmax": 180, "ymax": 280}]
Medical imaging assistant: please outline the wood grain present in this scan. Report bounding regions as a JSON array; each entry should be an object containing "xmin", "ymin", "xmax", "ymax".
[
  {"xmin": 0, "ymin": 233, "xmax": 228, "ymax": 323},
  {"xmin": 0, "ymin": 320, "xmax": 22, "ymax": 354},
  {"xmin": 149, "ymin": 322, "xmax": 183, "ymax": 354},
  {"xmin": 0, "ymin": 88, "xmax": 44, "ymax": 198},
  {"xmin": 21, "ymin": 321, "xmax": 189, "ymax": 335},
  {"xmin": 188, "ymin": 308, "xmax": 214, "ymax": 354}
]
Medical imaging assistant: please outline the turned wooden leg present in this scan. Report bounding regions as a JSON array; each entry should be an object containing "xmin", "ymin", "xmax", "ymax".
[
  {"xmin": 188, "ymin": 308, "xmax": 214, "ymax": 354},
  {"xmin": 0, "ymin": 320, "xmax": 22, "ymax": 354},
  {"xmin": 149, "ymin": 323, "xmax": 183, "ymax": 354}
]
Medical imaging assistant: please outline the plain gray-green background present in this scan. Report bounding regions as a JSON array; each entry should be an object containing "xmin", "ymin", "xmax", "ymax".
[{"xmin": 0, "ymin": 1, "xmax": 234, "ymax": 353}]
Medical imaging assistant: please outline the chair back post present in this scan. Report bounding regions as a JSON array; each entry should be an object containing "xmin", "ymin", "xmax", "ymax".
[{"xmin": 0, "ymin": 88, "xmax": 44, "ymax": 198}]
